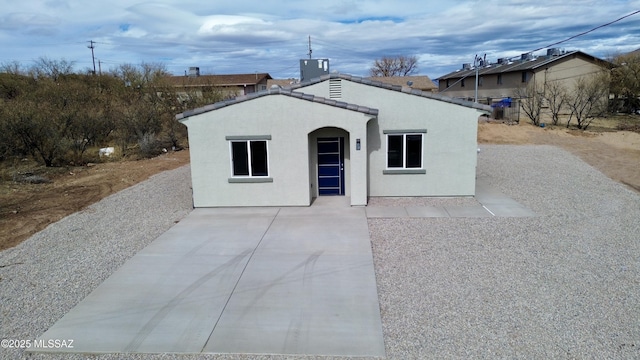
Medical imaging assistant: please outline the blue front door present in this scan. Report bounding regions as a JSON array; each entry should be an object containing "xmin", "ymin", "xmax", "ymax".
[{"xmin": 317, "ymin": 137, "xmax": 345, "ymax": 196}]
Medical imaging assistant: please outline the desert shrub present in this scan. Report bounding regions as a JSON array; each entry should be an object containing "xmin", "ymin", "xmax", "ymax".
[{"xmin": 138, "ymin": 132, "xmax": 163, "ymax": 158}]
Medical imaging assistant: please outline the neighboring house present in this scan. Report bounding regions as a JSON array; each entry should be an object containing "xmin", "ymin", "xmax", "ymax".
[
  {"xmin": 268, "ymin": 76, "xmax": 438, "ymax": 93},
  {"xmin": 266, "ymin": 78, "xmax": 299, "ymax": 88},
  {"xmin": 366, "ymin": 76, "xmax": 438, "ymax": 93},
  {"xmin": 166, "ymin": 68, "xmax": 272, "ymax": 98},
  {"xmin": 177, "ymin": 73, "xmax": 491, "ymax": 207},
  {"xmin": 436, "ymin": 49, "xmax": 611, "ymax": 104}
]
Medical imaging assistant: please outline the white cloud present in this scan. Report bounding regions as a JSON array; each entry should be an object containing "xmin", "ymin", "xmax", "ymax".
[{"xmin": 0, "ymin": 0, "xmax": 638, "ymax": 78}]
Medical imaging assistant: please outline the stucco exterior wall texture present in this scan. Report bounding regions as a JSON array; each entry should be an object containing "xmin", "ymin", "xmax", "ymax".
[
  {"xmin": 184, "ymin": 95, "xmax": 371, "ymax": 207},
  {"xmin": 182, "ymin": 77, "xmax": 482, "ymax": 207},
  {"xmin": 299, "ymin": 80, "xmax": 480, "ymax": 197}
]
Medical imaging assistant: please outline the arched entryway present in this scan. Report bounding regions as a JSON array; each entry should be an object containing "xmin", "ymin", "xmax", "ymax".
[{"xmin": 308, "ymin": 127, "xmax": 350, "ymax": 200}]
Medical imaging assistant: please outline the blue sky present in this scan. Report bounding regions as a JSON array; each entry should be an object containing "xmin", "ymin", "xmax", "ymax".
[{"xmin": 1, "ymin": 0, "xmax": 639, "ymax": 80}]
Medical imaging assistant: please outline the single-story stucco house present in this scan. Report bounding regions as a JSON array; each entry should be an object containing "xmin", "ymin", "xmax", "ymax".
[{"xmin": 176, "ymin": 73, "xmax": 491, "ymax": 207}]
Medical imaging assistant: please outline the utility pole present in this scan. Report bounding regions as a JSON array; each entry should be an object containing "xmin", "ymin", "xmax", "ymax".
[
  {"xmin": 87, "ymin": 40, "xmax": 96, "ymax": 75},
  {"xmin": 307, "ymin": 35, "xmax": 312, "ymax": 59},
  {"xmin": 474, "ymin": 54, "xmax": 479, "ymax": 103},
  {"xmin": 474, "ymin": 53, "xmax": 486, "ymax": 103}
]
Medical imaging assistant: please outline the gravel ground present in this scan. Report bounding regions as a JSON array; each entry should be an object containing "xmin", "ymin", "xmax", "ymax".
[
  {"xmin": 371, "ymin": 145, "xmax": 640, "ymax": 359},
  {"xmin": 2, "ymin": 145, "xmax": 639, "ymax": 359}
]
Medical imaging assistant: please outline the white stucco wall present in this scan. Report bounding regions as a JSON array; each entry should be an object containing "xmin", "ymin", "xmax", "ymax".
[
  {"xmin": 299, "ymin": 79, "xmax": 482, "ymax": 196},
  {"xmin": 181, "ymin": 94, "xmax": 372, "ymax": 207}
]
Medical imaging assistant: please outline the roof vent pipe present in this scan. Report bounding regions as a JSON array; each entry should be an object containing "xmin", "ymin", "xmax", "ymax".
[
  {"xmin": 188, "ymin": 67, "xmax": 200, "ymax": 77},
  {"xmin": 547, "ymin": 48, "xmax": 562, "ymax": 57},
  {"xmin": 521, "ymin": 53, "xmax": 533, "ymax": 61}
]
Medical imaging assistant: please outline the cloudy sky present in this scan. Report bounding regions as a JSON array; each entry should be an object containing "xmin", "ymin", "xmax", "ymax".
[{"xmin": 1, "ymin": 0, "xmax": 639, "ymax": 80}]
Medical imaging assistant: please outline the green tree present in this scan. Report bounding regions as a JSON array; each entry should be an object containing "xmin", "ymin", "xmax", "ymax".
[
  {"xmin": 610, "ymin": 52, "xmax": 640, "ymax": 113},
  {"xmin": 65, "ymin": 75, "xmax": 117, "ymax": 163},
  {"xmin": 4, "ymin": 81, "xmax": 70, "ymax": 167}
]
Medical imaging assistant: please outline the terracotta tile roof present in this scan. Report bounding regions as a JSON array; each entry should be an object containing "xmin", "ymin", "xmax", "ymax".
[
  {"xmin": 267, "ymin": 78, "xmax": 299, "ymax": 88},
  {"xmin": 176, "ymin": 86, "xmax": 378, "ymax": 121},
  {"xmin": 166, "ymin": 73, "xmax": 272, "ymax": 87},
  {"xmin": 365, "ymin": 76, "xmax": 437, "ymax": 91}
]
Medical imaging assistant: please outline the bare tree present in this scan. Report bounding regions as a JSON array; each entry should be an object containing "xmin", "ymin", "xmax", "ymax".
[
  {"xmin": 110, "ymin": 62, "xmax": 170, "ymax": 88},
  {"xmin": 369, "ymin": 55, "xmax": 418, "ymax": 77},
  {"xmin": 110, "ymin": 63, "xmax": 172, "ymax": 157},
  {"xmin": 1, "ymin": 61, "xmax": 25, "ymax": 75},
  {"xmin": 29, "ymin": 57, "xmax": 75, "ymax": 81},
  {"xmin": 544, "ymin": 80, "xmax": 566, "ymax": 126},
  {"xmin": 514, "ymin": 81, "xmax": 544, "ymax": 125},
  {"xmin": 564, "ymin": 72, "xmax": 610, "ymax": 130}
]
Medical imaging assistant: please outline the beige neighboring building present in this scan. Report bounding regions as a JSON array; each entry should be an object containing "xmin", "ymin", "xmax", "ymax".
[
  {"xmin": 167, "ymin": 68, "xmax": 272, "ymax": 98},
  {"xmin": 366, "ymin": 76, "xmax": 438, "ymax": 92},
  {"xmin": 177, "ymin": 73, "xmax": 491, "ymax": 208},
  {"xmin": 267, "ymin": 78, "xmax": 299, "ymax": 88},
  {"xmin": 436, "ymin": 49, "xmax": 611, "ymax": 104}
]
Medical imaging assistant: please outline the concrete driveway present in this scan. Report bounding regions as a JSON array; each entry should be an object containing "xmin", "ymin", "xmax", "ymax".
[
  {"xmin": 33, "ymin": 200, "xmax": 385, "ymax": 357},
  {"xmin": 32, "ymin": 180, "xmax": 533, "ymax": 357}
]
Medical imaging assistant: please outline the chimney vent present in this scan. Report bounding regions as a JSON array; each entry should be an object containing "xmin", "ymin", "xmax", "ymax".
[
  {"xmin": 188, "ymin": 67, "xmax": 200, "ymax": 77},
  {"xmin": 547, "ymin": 48, "xmax": 562, "ymax": 57}
]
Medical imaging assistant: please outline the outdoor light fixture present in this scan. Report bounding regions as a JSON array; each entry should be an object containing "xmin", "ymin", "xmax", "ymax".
[{"xmin": 356, "ymin": 139, "xmax": 361, "ymax": 150}]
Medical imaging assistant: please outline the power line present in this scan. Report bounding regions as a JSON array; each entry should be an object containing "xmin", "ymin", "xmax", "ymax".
[
  {"xmin": 529, "ymin": 10, "xmax": 640, "ymax": 55},
  {"xmin": 440, "ymin": 10, "xmax": 640, "ymax": 93}
]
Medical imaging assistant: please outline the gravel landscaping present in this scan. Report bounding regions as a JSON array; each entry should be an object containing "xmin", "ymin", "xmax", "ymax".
[{"xmin": 1, "ymin": 145, "xmax": 639, "ymax": 359}]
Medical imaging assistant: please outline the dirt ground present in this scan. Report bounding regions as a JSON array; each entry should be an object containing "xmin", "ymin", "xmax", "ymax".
[
  {"xmin": 478, "ymin": 121, "xmax": 640, "ymax": 192},
  {"xmin": 1, "ymin": 121, "xmax": 639, "ymax": 251},
  {"xmin": 0, "ymin": 150, "xmax": 190, "ymax": 251}
]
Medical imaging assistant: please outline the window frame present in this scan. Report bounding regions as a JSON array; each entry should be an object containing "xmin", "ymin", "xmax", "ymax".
[
  {"xmin": 226, "ymin": 135, "xmax": 272, "ymax": 182},
  {"xmin": 383, "ymin": 130, "xmax": 427, "ymax": 174},
  {"xmin": 497, "ymin": 74, "xmax": 503, "ymax": 85}
]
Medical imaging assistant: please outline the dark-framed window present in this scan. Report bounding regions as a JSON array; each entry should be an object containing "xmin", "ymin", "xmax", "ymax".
[
  {"xmin": 497, "ymin": 74, "xmax": 503, "ymax": 85},
  {"xmin": 229, "ymin": 139, "xmax": 269, "ymax": 177},
  {"xmin": 521, "ymin": 71, "xmax": 528, "ymax": 83},
  {"xmin": 386, "ymin": 133, "xmax": 423, "ymax": 169},
  {"xmin": 461, "ymin": 78, "xmax": 465, "ymax": 87}
]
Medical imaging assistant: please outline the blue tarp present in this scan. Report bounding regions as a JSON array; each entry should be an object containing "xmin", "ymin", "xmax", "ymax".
[{"xmin": 491, "ymin": 97, "xmax": 512, "ymax": 108}]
